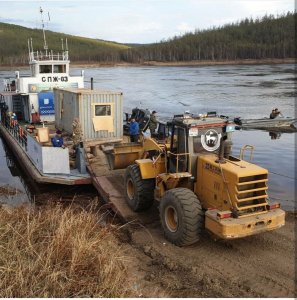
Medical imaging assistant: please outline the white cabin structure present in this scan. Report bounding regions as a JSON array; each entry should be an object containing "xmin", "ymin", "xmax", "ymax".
[
  {"xmin": 1, "ymin": 8, "xmax": 84, "ymax": 123},
  {"xmin": 2, "ymin": 45, "xmax": 84, "ymax": 123}
]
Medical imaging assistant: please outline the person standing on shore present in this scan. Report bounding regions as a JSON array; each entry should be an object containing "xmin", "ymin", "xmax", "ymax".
[
  {"xmin": 149, "ymin": 110, "xmax": 158, "ymax": 135},
  {"xmin": 129, "ymin": 117, "xmax": 139, "ymax": 142}
]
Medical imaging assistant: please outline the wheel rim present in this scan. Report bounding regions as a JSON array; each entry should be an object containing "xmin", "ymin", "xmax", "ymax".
[
  {"xmin": 165, "ymin": 206, "xmax": 178, "ymax": 232},
  {"xmin": 126, "ymin": 178, "xmax": 135, "ymax": 200}
]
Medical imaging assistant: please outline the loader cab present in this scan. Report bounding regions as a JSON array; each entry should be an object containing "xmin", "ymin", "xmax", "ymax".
[{"xmin": 168, "ymin": 113, "xmax": 234, "ymax": 175}]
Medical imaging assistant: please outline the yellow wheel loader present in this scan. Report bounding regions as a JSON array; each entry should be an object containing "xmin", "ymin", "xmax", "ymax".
[{"xmin": 122, "ymin": 113, "xmax": 285, "ymax": 246}]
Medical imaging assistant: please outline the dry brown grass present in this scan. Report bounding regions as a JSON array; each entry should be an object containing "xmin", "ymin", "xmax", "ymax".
[
  {"xmin": 0, "ymin": 185, "xmax": 22, "ymax": 196},
  {"xmin": 0, "ymin": 203, "xmax": 132, "ymax": 297}
]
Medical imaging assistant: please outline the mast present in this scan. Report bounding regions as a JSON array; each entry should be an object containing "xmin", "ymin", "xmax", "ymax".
[
  {"xmin": 65, "ymin": 38, "xmax": 69, "ymax": 60},
  {"xmin": 40, "ymin": 7, "xmax": 48, "ymax": 55}
]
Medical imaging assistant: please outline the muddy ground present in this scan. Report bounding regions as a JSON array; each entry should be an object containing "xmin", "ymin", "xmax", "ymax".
[{"xmin": 114, "ymin": 212, "xmax": 296, "ymax": 298}]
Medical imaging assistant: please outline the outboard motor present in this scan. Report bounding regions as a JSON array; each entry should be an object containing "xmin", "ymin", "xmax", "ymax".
[
  {"xmin": 216, "ymin": 136, "xmax": 228, "ymax": 163},
  {"xmin": 234, "ymin": 117, "xmax": 242, "ymax": 125},
  {"xmin": 223, "ymin": 139, "xmax": 233, "ymax": 159}
]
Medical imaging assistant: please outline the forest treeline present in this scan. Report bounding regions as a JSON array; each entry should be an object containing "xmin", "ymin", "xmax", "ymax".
[
  {"xmin": 0, "ymin": 22, "xmax": 129, "ymax": 65},
  {"xmin": 0, "ymin": 12, "xmax": 295, "ymax": 66},
  {"xmin": 121, "ymin": 12, "xmax": 296, "ymax": 63}
]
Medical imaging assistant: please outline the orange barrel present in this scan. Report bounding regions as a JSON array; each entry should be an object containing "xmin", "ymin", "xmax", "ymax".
[
  {"xmin": 31, "ymin": 112, "xmax": 40, "ymax": 123},
  {"xmin": 19, "ymin": 126, "xmax": 24, "ymax": 137}
]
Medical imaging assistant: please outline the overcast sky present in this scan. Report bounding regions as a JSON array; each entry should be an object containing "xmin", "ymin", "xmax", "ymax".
[{"xmin": 0, "ymin": 0, "xmax": 294, "ymax": 43}]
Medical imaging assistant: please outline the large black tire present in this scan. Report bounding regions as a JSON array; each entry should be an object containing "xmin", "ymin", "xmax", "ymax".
[
  {"xmin": 124, "ymin": 164, "xmax": 155, "ymax": 212},
  {"xmin": 160, "ymin": 188, "xmax": 204, "ymax": 246}
]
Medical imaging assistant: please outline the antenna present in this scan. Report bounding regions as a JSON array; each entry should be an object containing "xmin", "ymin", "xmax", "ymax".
[
  {"xmin": 40, "ymin": 7, "xmax": 48, "ymax": 54},
  {"xmin": 65, "ymin": 38, "xmax": 69, "ymax": 60},
  {"xmin": 27, "ymin": 39, "xmax": 31, "ymax": 61},
  {"xmin": 30, "ymin": 38, "xmax": 34, "ymax": 54}
]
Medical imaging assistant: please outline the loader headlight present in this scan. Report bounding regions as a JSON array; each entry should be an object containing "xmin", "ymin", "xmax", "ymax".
[{"xmin": 225, "ymin": 125, "xmax": 235, "ymax": 133}]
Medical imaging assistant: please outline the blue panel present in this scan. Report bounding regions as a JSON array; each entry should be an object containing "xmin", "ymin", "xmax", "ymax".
[{"xmin": 38, "ymin": 92, "xmax": 54, "ymax": 115}]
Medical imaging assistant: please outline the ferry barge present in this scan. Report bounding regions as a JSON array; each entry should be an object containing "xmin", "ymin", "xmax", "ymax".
[{"xmin": 0, "ymin": 8, "xmax": 88, "ymax": 185}]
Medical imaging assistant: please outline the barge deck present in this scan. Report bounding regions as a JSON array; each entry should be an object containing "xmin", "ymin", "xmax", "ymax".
[
  {"xmin": 0, "ymin": 117, "xmax": 155, "ymax": 223},
  {"xmin": 0, "ymin": 123, "xmax": 91, "ymax": 185}
]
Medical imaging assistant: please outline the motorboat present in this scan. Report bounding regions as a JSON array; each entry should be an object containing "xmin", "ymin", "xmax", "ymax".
[{"xmin": 234, "ymin": 116, "xmax": 297, "ymax": 131}]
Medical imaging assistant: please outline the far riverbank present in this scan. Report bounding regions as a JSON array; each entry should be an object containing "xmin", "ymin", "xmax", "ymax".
[
  {"xmin": 72, "ymin": 58, "xmax": 296, "ymax": 68},
  {"xmin": 0, "ymin": 58, "xmax": 295, "ymax": 71}
]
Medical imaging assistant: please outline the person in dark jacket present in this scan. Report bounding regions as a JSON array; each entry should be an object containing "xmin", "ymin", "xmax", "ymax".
[
  {"xmin": 149, "ymin": 110, "xmax": 158, "ymax": 135},
  {"xmin": 129, "ymin": 118, "xmax": 139, "ymax": 142},
  {"xmin": 51, "ymin": 130, "xmax": 65, "ymax": 148},
  {"xmin": 270, "ymin": 109, "xmax": 277, "ymax": 119},
  {"xmin": 270, "ymin": 108, "xmax": 283, "ymax": 119}
]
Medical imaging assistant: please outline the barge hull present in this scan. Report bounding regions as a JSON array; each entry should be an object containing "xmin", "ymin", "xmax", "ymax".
[{"xmin": 0, "ymin": 125, "xmax": 91, "ymax": 185}]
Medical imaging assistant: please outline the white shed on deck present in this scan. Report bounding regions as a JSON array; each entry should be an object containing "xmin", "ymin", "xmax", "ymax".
[{"xmin": 54, "ymin": 88, "xmax": 123, "ymax": 141}]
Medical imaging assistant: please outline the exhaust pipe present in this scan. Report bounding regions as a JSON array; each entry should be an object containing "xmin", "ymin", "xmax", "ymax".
[{"xmin": 216, "ymin": 135, "xmax": 227, "ymax": 163}]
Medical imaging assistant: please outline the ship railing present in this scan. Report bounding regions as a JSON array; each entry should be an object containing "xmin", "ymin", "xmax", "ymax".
[
  {"xmin": 29, "ymin": 50, "xmax": 69, "ymax": 62},
  {"xmin": 3, "ymin": 116, "xmax": 27, "ymax": 150},
  {"xmin": 3, "ymin": 79, "xmax": 16, "ymax": 92}
]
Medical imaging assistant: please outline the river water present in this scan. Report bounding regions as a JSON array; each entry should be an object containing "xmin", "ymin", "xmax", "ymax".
[{"xmin": 0, "ymin": 64, "xmax": 295, "ymax": 210}]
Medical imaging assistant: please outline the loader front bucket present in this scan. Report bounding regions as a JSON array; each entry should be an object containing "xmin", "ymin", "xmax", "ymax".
[{"xmin": 105, "ymin": 143, "xmax": 144, "ymax": 170}]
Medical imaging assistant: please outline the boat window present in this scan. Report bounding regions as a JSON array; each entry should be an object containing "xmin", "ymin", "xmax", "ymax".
[
  {"xmin": 40, "ymin": 65, "xmax": 52, "ymax": 73},
  {"xmin": 54, "ymin": 64, "xmax": 66, "ymax": 73},
  {"xmin": 95, "ymin": 105, "xmax": 111, "ymax": 116}
]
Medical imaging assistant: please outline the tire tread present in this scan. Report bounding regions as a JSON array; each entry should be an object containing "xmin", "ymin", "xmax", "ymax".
[
  {"xmin": 160, "ymin": 188, "xmax": 204, "ymax": 246},
  {"xmin": 124, "ymin": 164, "xmax": 155, "ymax": 211}
]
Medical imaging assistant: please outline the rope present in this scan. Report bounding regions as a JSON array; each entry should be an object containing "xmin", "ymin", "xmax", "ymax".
[
  {"xmin": 269, "ymin": 171, "xmax": 296, "ymax": 181},
  {"xmin": 269, "ymin": 196, "xmax": 295, "ymax": 203}
]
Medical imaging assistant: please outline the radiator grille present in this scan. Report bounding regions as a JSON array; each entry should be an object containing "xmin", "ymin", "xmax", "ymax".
[{"xmin": 235, "ymin": 174, "xmax": 268, "ymax": 216}]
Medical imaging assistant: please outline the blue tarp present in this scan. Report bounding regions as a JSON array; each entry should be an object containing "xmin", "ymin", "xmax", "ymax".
[{"xmin": 38, "ymin": 92, "xmax": 54, "ymax": 115}]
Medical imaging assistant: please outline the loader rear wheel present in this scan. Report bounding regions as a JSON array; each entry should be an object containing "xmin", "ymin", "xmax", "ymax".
[
  {"xmin": 160, "ymin": 188, "xmax": 204, "ymax": 246},
  {"xmin": 124, "ymin": 164, "xmax": 155, "ymax": 212}
]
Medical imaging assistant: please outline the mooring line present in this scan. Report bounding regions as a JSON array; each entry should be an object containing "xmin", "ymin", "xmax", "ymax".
[
  {"xmin": 269, "ymin": 171, "xmax": 296, "ymax": 181},
  {"xmin": 269, "ymin": 196, "xmax": 295, "ymax": 203}
]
